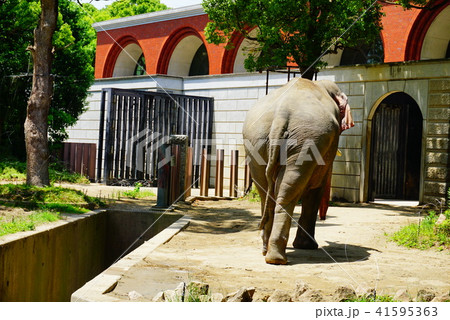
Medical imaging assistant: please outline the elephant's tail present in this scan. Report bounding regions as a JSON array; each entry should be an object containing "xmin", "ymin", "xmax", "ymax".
[{"xmin": 260, "ymin": 117, "xmax": 287, "ymax": 229}]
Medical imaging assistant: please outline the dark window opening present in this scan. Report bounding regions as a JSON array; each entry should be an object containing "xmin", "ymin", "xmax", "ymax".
[
  {"xmin": 340, "ymin": 36, "xmax": 384, "ymax": 66},
  {"xmin": 189, "ymin": 44, "xmax": 209, "ymax": 76},
  {"xmin": 134, "ymin": 53, "xmax": 146, "ymax": 76}
]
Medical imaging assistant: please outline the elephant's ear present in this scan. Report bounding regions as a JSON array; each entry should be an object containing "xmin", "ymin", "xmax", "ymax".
[{"xmin": 334, "ymin": 93, "xmax": 354, "ymax": 132}]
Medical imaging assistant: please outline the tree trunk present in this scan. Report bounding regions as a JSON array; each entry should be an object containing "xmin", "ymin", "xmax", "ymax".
[
  {"xmin": 300, "ymin": 66, "xmax": 316, "ymax": 80},
  {"xmin": 25, "ymin": 0, "xmax": 58, "ymax": 186}
]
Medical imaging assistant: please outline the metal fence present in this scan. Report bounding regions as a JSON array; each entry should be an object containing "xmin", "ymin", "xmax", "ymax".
[{"xmin": 97, "ymin": 88, "xmax": 214, "ymax": 186}]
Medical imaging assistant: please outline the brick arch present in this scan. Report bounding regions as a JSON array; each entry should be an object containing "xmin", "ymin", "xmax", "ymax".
[
  {"xmin": 405, "ymin": 0, "xmax": 448, "ymax": 61},
  {"xmin": 157, "ymin": 27, "xmax": 206, "ymax": 74},
  {"xmin": 221, "ymin": 27, "xmax": 257, "ymax": 74},
  {"xmin": 103, "ymin": 35, "xmax": 142, "ymax": 78},
  {"xmin": 221, "ymin": 32, "xmax": 246, "ymax": 74}
]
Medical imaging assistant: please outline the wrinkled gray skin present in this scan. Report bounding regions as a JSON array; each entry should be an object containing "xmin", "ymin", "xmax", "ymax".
[{"xmin": 243, "ymin": 78, "xmax": 353, "ymax": 265}]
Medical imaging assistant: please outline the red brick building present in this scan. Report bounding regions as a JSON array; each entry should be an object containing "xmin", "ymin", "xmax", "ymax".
[{"xmin": 93, "ymin": 2, "xmax": 449, "ymax": 79}]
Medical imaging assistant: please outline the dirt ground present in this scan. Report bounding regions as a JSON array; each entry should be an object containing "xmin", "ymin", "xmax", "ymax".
[{"xmin": 104, "ymin": 198, "xmax": 449, "ymax": 301}]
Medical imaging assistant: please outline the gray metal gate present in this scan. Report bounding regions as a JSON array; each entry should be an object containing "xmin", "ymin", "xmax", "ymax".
[{"xmin": 97, "ymin": 88, "xmax": 214, "ymax": 186}]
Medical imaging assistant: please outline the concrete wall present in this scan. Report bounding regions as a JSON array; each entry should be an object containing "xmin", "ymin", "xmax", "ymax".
[
  {"xmin": 67, "ymin": 60, "xmax": 450, "ymax": 203},
  {"xmin": 0, "ymin": 211, "xmax": 107, "ymax": 302},
  {"xmin": 0, "ymin": 210, "xmax": 182, "ymax": 301}
]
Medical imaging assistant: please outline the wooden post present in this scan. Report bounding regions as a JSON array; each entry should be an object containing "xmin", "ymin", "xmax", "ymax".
[
  {"xmin": 200, "ymin": 148, "xmax": 210, "ymax": 196},
  {"xmin": 244, "ymin": 162, "xmax": 251, "ymax": 193},
  {"xmin": 184, "ymin": 147, "xmax": 193, "ymax": 198},
  {"xmin": 215, "ymin": 149, "xmax": 224, "ymax": 197},
  {"xmin": 229, "ymin": 150, "xmax": 239, "ymax": 197}
]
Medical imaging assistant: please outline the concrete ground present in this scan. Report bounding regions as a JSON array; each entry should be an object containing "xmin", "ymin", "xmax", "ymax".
[{"xmin": 99, "ymin": 198, "xmax": 449, "ymax": 301}]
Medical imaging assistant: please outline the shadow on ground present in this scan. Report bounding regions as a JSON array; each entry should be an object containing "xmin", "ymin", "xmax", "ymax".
[{"xmin": 286, "ymin": 241, "xmax": 379, "ymax": 265}]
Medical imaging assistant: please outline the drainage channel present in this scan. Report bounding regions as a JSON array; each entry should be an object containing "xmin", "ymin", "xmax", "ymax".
[{"xmin": 0, "ymin": 209, "xmax": 182, "ymax": 302}]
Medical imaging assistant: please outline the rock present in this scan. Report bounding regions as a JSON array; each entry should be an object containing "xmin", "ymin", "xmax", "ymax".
[
  {"xmin": 333, "ymin": 286, "xmax": 356, "ymax": 302},
  {"xmin": 152, "ymin": 291, "xmax": 165, "ymax": 302},
  {"xmin": 175, "ymin": 282, "xmax": 186, "ymax": 301},
  {"xmin": 226, "ymin": 287, "xmax": 255, "ymax": 302},
  {"xmin": 436, "ymin": 213, "xmax": 446, "ymax": 225},
  {"xmin": 128, "ymin": 290, "xmax": 143, "ymax": 301},
  {"xmin": 394, "ymin": 289, "xmax": 411, "ymax": 302},
  {"xmin": 211, "ymin": 293, "xmax": 225, "ymax": 302},
  {"xmin": 187, "ymin": 281, "xmax": 209, "ymax": 297},
  {"xmin": 355, "ymin": 287, "xmax": 376, "ymax": 300},
  {"xmin": 293, "ymin": 280, "xmax": 311, "ymax": 301},
  {"xmin": 296, "ymin": 289, "xmax": 324, "ymax": 302},
  {"xmin": 267, "ymin": 289, "xmax": 292, "ymax": 302},
  {"xmin": 416, "ymin": 289, "xmax": 436, "ymax": 302},
  {"xmin": 431, "ymin": 292, "xmax": 450, "ymax": 302},
  {"xmin": 163, "ymin": 289, "xmax": 179, "ymax": 302},
  {"xmin": 252, "ymin": 289, "xmax": 272, "ymax": 302}
]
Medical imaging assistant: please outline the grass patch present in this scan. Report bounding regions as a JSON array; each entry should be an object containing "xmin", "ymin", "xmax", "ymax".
[
  {"xmin": 0, "ymin": 184, "xmax": 105, "ymax": 209},
  {"xmin": 0, "ymin": 184, "xmax": 104, "ymax": 237},
  {"xmin": 0, "ymin": 160, "xmax": 89, "ymax": 184},
  {"xmin": 122, "ymin": 183, "xmax": 155, "ymax": 199},
  {"xmin": 242, "ymin": 186, "xmax": 261, "ymax": 202},
  {"xmin": 0, "ymin": 210, "xmax": 60, "ymax": 237},
  {"xmin": 346, "ymin": 295, "xmax": 396, "ymax": 302},
  {"xmin": 389, "ymin": 210, "xmax": 450, "ymax": 250}
]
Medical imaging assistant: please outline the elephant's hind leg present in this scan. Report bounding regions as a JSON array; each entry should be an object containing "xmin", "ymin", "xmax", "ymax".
[
  {"xmin": 264, "ymin": 201, "xmax": 296, "ymax": 265},
  {"xmin": 292, "ymin": 185, "xmax": 326, "ymax": 249}
]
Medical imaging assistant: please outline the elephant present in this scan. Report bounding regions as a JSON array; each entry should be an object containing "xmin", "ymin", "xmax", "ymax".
[{"xmin": 242, "ymin": 78, "xmax": 354, "ymax": 265}]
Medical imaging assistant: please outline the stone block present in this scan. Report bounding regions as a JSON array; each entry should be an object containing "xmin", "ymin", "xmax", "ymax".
[
  {"xmin": 426, "ymin": 152, "xmax": 448, "ymax": 165},
  {"xmin": 429, "ymin": 79, "xmax": 450, "ymax": 92},
  {"xmin": 427, "ymin": 107, "xmax": 450, "ymax": 121},
  {"xmin": 426, "ymin": 167, "xmax": 448, "ymax": 180},
  {"xmin": 426, "ymin": 137, "xmax": 449, "ymax": 150},
  {"xmin": 350, "ymin": 82, "xmax": 365, "ymax": 95},
  {"xmin": 427, "ymin": 122, "xmax": 449, "ymax": 136},
  {"xmin": 429, "ymin": 93, "xmax": 450, "ymax": 106},
  {"xmin": 332, "ymin": 161, "xmax": 361, "ymax": 175},
  {"xmin": 424, "ymin": 181, "xmax": 447, "ymax": 196},
  {"xmin": 348, "ymin": 96, "xmax": 365, "ymax": 110}
]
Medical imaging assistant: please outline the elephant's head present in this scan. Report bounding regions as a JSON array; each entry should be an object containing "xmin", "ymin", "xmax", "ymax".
[{"xmin": 316, "ymin": 80, "xmax": 354, "ymax": 132}]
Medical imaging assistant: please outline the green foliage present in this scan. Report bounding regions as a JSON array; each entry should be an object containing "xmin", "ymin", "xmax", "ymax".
[
  {"xmin": 48, "ymin": 162, "xmax": 90, "ymax": 184},
  {"xmin": 346, "ymin": 295, "xmax": 396, "ymax": 302},
  {"xmin": 0, "ymin": 183, "xmax": 104, "ymax": 208},
  {"xmin": 0, "ymin": 0, "xmax": 95, "ymax": 158},
  {"xmin": 389, "ymin": 211, "xmax": 450, "ymax": 250},
  {"xmin": 242, "ymin": 185, "xmax": 261, "ymax": 202},
  {"xmin": 0, "ymin": 160, "xmax": 27, "ymax": 181},
  {"xmin": 0, "ymin": 159, "xmax": 90, "ymax": 184},
  {"xmin": 0, "ymin": 210, "xmax": 60, "ymax": 237},
  {"xmin": 122, "ymin": 182, "xmax": 156, "ymax": 199},
  {"xmin": 203, "ymin": 0, "xmax": 433, "ymax": 76},
  {"xmin": 203, "ymin": 0, "xmax": 384, "ymax": 76},
  {"xmin": 82, "ymin": 0, "xmax": 168, "ymax": 23}
]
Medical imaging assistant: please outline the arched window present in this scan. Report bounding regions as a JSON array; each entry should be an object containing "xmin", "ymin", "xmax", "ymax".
[
  {"xmin": 134, "ymin": 53, "xmax": 146, "ymax": 76},
  {"xmin": 189, "ymin": 44, "xmax": 209, "ymax": 76},
  {"xmin": 420, "ymin": 5, "xmax": 450, "ymax": 60},
  {"xmin": 112, "ymin": 43, "xmax": 144, "ymax": 77}
]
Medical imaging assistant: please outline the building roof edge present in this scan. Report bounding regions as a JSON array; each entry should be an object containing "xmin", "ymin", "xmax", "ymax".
[{"xmin": 93, "ymin": 4, "xmax": 205, "ymax": 31}]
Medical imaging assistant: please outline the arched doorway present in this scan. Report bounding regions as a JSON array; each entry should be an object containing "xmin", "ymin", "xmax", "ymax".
[{"xmin": 368, "ymin": 92, "xmax": 423, "ymax": 201}]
